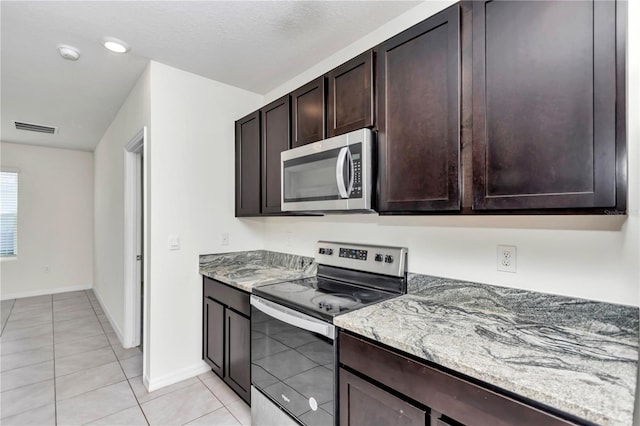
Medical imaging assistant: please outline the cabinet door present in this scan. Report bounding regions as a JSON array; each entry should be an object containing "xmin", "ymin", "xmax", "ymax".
[
  {"xmin": 226, "ymin": 309, "xmax": 251, "ymax": 404},
  {"xmin": 260, "ymin": 95, "xmax": 290, "ymax": 214},
  {"xmin": 291, "ymin": 76, "xmax": 326, "ymax": 148},
  {"xmin": 204, "ymin": 298, "xmax": 225, "ymax": 377},
  {"xmin": 340, "ymin": 368, "xmax": 427, "ymax": 426},
  {"xmin": 235, "ymin": 111, "xmax": 261, "ymax": 216},
  {"xmin": 377, "ymin": 5, "xmax": 461, "ymax": 212},
  {"xmin": 472, "ymin": 1, "xmax": 619, "ymax": 210},
  {"xmin": 327, "ymin": 50, "xmax": 374, "ymax": 137}
]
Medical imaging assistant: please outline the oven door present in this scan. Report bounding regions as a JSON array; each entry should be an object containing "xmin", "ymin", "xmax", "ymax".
[
  {"xmin": 250, "ymin": 295, "xmax": 336, "ymax": 426},
  {"xmin": 281, "ymin": 128, "xmax": 372, "ymax": 212}
]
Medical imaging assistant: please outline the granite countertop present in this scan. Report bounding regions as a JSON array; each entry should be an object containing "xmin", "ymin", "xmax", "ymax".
[
  {"xmin": 334, "ymin": 274, "xmax": 639, "ymax": 426},
  {"xmin": 199, "ymin": 250, "xmax": 316, "ymax": 292}
]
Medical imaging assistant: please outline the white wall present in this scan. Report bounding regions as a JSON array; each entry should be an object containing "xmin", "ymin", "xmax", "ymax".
[
  {"xmin": 145, "ymin": 61, "xmax": 263, "ymax": 388},
  {"xmin": 93, "ymin": 66, "xmax": 150, "ymax": 338},
  {"xmin": 256, "ymin": 1, "xmax": 639, "ymax": 307},
  {"xmin": 0, "ymin": 142, "xmax": 93, "ymax": 299}
]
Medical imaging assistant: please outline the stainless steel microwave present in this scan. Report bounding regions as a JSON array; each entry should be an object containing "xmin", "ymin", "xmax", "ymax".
[{"xmin": 281, "ymin": 128, "xmax": 373, "ymax": 212}]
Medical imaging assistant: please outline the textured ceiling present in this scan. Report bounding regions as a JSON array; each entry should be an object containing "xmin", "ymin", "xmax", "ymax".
[{"xmin": 1, "ymin": 1, "xmax": 421, "ymax": 151}]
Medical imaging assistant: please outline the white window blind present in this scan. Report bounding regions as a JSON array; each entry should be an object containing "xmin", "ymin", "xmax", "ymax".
[{"xmin": 0, "ymin": 170, "xmax": 18, "ymax": 256}]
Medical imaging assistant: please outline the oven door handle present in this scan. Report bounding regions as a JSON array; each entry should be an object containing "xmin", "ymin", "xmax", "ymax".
[{"xmin": 250, "ymin": 296, "xmax": 335, "ymax": 340}]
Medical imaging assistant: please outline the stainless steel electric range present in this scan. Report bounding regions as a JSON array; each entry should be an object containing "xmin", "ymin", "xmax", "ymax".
[{"xmin": 250, "ymin": 241, "xmax": 408, "ymax": 426}]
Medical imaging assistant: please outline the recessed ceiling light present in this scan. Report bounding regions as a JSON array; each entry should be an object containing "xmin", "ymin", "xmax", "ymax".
[
  {"xmin": 102, "ymin": 37, "xmax": 129, "ymax": 54},
  {"xmin": 58, "ymin": 45, "xmax": 80, "ymax": 61}
]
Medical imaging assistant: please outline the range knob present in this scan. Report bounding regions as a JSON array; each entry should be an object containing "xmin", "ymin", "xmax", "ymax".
[
  {"xmin": 384, "ymin": 255, "xmax": 394, "ymax": 264},
  {"xmin": 374, "ymin": 254, "xmax": 383, "ymax": 262},
  {"xmin": 326, "ymin": 249, "xmax": 333, "ymax": 255}
]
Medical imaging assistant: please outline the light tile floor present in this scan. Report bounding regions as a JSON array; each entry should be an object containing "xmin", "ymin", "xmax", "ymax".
[{"xmin": 1, "ymin": 290, "xmax": 250, "ymax": 426}]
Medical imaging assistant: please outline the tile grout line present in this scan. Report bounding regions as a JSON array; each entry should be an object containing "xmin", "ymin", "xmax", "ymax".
[
  {"xmin": 0, "ymin": 299, "xmax": 16, "ymax": 336},
  {"xmin": 1, "ymin": 293, "xmax": 121, "ymax": 425},
  {"xmin": 0, "ymin": 298, "xmax": 55, "ymax": 423},
  {"xmin": 56, "ymin": 292, "xmax": 126, "ymax": 425},
  {"xmin": 197, "ymin": 375, "xmax": 225, "ymax": 406},
  {"xmin": 85, "ymin": 290, "xmax": 151, "ymax": 426},
  {"xmin": 181, "ymin": 404, "xmax": 239, "ymax": 426},
  {"xmin": 0, "ymin": 360, "xmax": 54, "ymax": 388},
  {"xmin": 4, "ymin": 298, "xmax": 56, "ymax": 421},
  {"xmin": 196, "ymin": 375, "xmax": 246, "ymax": 425}
]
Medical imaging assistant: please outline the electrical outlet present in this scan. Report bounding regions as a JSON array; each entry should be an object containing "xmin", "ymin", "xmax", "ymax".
[
  {"xmin": 221, "ymin": 233, "xmax": 229, "ymax": 246},
  {"xmin": 497, "ymin": 245, "xmax": 517, "ymax": 273}
]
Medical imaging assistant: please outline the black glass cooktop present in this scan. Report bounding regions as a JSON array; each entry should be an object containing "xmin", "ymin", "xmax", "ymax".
[{"xmin": 252, "ymin": 276, "xmax": 399, "ymax": 322}]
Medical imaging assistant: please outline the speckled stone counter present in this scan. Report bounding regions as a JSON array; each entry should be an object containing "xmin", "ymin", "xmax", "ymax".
[
  {"xmin": 199, "ymin": 250, "xmax": 316, "ymax": 292},
  {"xmin": 334, "ymin": 274, "xmax": 638, "ymax": 425}
]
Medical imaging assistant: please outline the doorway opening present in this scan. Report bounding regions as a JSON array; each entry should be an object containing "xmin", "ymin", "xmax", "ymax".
[{"xmin": 124, "ymin": 127, "xmax": 146, "ymax": 350}]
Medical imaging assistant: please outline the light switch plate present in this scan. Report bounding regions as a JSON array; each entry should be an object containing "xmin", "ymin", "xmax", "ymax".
[{"xmin": 168, "ymin": 235, "xmax": 180, "ymax": 251}]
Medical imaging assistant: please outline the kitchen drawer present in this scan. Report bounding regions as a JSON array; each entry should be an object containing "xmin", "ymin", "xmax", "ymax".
[
  {"xmin": 203, "ymin": 277, "xmax": 250, "ymax": 317},
  {"xmin": 339, "ymin": 332, "xmax": 576, "ymax": 426}
]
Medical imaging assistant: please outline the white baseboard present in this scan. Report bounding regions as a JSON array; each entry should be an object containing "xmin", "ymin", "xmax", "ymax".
[
  {"xmin": 146, "ymin": 361, "xmax": 211, "ymax": 392},
  {"xmin": 1, "ymin": 284, "xmax": 92, "ymax": 301},
  {"xmin": 91, "ymin": 288, "xmax": 126, "ymax": 348}
]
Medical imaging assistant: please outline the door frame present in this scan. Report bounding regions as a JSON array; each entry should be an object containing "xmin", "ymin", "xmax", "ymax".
[{"xmin": 123, "ymin": 127, "xmax": 146, "ymax": 348}]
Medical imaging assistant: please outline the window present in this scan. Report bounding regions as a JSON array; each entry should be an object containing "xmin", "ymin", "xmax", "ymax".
[{"xmin": 0, "ymin": 170, "xmax": 18, "ymax": 256}]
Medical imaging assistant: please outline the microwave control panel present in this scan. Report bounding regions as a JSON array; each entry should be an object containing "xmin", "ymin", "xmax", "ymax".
[
  {"xmin": 351, "ymin": 154, "xmax": 362, "ymax": 198},
  {"xmin": 349, "ymin": 146, "xmax": 362, "ymax": 199}
]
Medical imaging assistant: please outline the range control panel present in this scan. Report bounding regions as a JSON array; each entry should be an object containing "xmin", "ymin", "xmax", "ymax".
[
  {"xmin": 339, "ymin": 248, "xmax": 368, "ymax": 261},
  {"xmin": 316, "ymin": 241, "xmax": 407, "ymax": 277}
]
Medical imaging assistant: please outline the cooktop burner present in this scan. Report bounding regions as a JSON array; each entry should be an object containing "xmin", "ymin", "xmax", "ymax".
[{"xmin": 312, "ymin": 294, "xmax": 360, "ymax": 313}]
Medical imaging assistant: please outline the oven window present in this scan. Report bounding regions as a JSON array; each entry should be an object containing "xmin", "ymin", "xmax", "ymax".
[{"xmin": 251, "ymin": 307, "xmax": 334, "ymax": 426}]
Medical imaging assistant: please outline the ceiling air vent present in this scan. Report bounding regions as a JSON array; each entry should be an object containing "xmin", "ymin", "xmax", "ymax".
[{"xmin": 14, "ymin": 121, "xmax": 58, "ymax": 134}]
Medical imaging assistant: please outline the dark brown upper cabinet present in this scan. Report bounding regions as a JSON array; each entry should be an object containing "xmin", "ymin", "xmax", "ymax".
[
  {"xmin": 327, "ymin": 50, "xmax": 374, "ymax": 138},
  {"xmin": 377, "ymin": 4, "xmax": 461, "ymax": 213},
  {"xmin": 235, "ymin": 111, "xmax": 261, "ymax": 217},
  {"xmin": 472, "ymin": 0, "xmax": 626, "ymax": 211},
  {"xmin": 260, "ymin": 95, "xmax": 290, "ymax": 214},
  {"xmin": 291, "ymin": 76, "xmax": 326, "ymax": 148}
]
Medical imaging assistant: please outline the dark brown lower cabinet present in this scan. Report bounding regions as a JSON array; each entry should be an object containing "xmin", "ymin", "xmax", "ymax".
[
  {"xmin": 340, "ymin": 368, "xmax": 426, "ymax": 426},
  {"xmin": 225, "ymin": 309, "xmax": 250, "ymax": 400},
  {"xmin": 204, "ymin": 298, "xmax": 224, "ymax": 377},
  {"xmin": 203, "ymin": 277, "xmax": 250, "ymax": 404},
  {"xmin": 339, "ymin": 331, "xmax": 579, "ymax": 426}
]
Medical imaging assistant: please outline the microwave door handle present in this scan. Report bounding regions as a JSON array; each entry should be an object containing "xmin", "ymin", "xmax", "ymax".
[
  {"xmin": 346, "ymin": 149, "xmax": 354, "ymax": 195},
  {"xmin": 336, "ymin": 147, "xmax": 349, "ymax": 198}
]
